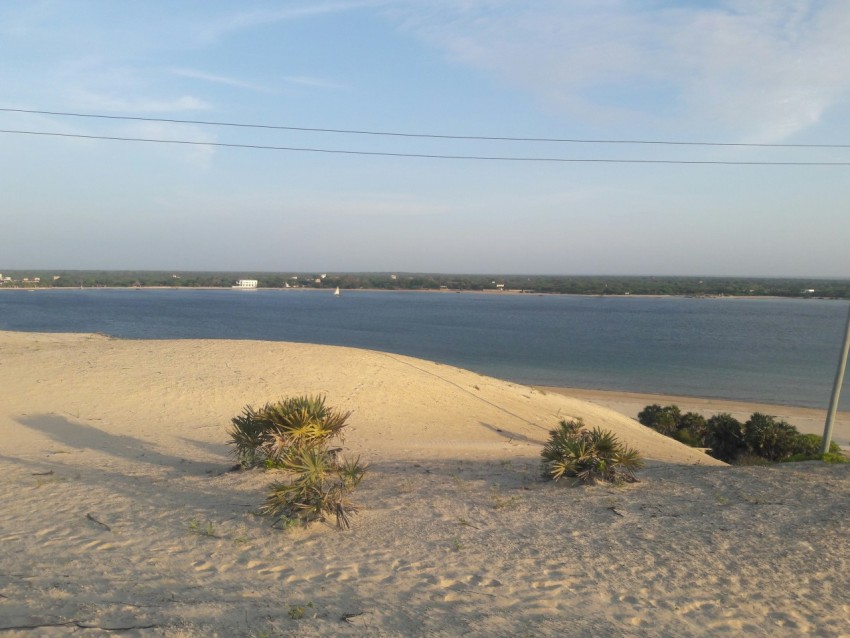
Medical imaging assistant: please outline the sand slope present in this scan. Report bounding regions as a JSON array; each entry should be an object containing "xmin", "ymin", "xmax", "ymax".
[
  {"xmin": 1, "ymin": 331, "xmax": 848, "ymax": 637},
  {"xmin": 0, "ymin": 331, "xmax": 719, "ymax": 466}
]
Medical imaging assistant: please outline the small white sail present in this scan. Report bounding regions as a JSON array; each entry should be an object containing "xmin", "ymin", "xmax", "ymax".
[{"xmin": 334, "ymin": 286, "xmax": 341, "ymax": 297}]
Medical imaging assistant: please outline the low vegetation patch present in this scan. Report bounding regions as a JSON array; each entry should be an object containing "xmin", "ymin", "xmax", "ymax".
[
  {"xmin": 262, "ymin": 447, "xmax": 366, "ymax": 530},
  {"xmin": 227, "ymin": 395, "xmax": 367, "ymax": 530},
  {"xmin": 541, "ymin": 418, "xmax": 644, "ymax": 485},
  {"xmin": 228, "ymin": 395, "xmax": 351, "ymax": 468},
  {"xmin": 638, "ymin": 404, "xmax": 844, "ymax": 464}
]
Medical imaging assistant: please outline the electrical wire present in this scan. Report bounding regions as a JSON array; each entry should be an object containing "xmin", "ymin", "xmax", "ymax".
[
  {"xmin": 1, "ymin": 107, "xmax": 848, "ymax": 149},
  {"xmin": 2, "ymin": 129, "xmax": 848, "ymax": 165}
]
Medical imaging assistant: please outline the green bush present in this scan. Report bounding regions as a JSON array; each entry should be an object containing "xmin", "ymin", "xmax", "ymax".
[
  {"xmin": 678, "ymin": 412, "xmax": 708, "ymax": 445},
  {"xmin": 742, "ymin": 413, "xmax": 800, "ymax": 462},
  {"xmin": 637, "ymin": 405, "xmax": 707, "ymax": 447},
  {"xmin": 637, "ymin": 404, "xmax": 681, "ymax": 437},
  {"xmin": 228, "ymin": 395, "xmax": 351, "ymax": 468},
  {"xmin": 789, "ymin": 433, "xmax": 841, "ymax": 459},
  {"xmin": 541, "ymin": 418, "xmax": 644, "ymax": 485},
  {"xmin": 672, "ymin": 427, "xmax": 703, "ymax": 447},
  {"xmin": 262, "ymin": 447, "xmax": 367, "ymax": 530},
  {"xmin": 637, "ymin": 403, "xmax": 846, "ymax": 464},
  {"xmin": 792, "ymin": 433, "xmax": 823, "ymax": 457},
  {"xmin": 227, "ymin": 395, "xmax": 366, "ymax": 529},
  {"xmin": 704, "ymin": 413, "xmax": 745, "ymax": 463},
  {"xmin": 784, "ymin": 434, "xmax": 845, "ymax": 463}
]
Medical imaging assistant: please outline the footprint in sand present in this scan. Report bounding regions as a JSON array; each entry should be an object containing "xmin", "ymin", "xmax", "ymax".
[{"xmin": 190, "ymin": 559, "xmax": 216, "ymax": 573}]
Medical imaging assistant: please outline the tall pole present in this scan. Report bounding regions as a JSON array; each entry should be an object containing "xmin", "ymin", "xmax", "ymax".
[{"xmin": 821, "ymin": 301, "xmax": 850, "ymax": 455}]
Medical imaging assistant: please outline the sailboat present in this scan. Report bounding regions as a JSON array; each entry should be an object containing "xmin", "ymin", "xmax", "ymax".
[{"xmin": 334, "ymin": 286, "xmax": 341, "ymax": 297}]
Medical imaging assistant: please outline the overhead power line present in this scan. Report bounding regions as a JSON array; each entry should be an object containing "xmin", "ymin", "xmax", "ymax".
[
  {"xmin": 3, "ymin": 128, "xmax": 850, "ymax": 165},
  {"xmin": 1, "ymin": 106, "xmax": 848, "ymax": 149}
]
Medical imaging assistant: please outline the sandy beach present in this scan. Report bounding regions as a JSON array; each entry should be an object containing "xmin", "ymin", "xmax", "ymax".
[{"xmin": 1, "ymin": 331, "xmax": 849, "ymax": 637}]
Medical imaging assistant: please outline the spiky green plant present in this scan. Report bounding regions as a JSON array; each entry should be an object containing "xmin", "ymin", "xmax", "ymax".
[
  {"xmin": 261, "ymin": 446, "xmax": 367, "ymax": 530},
  {"xmin": 226, "ymin": 394, "xmax": 351, "ymax": 468},
  {"xmin": 228, "ymin": 406, "xmax": 273, "ymax": 467},
  {"xmin": 228, "ymin": 395, "xmax": 366, "ymax": 529},
  {"xmin": 264, "ymin": 395, "xmax": 350, "ymax": 447},
  {"xmin": 541, "ymin": 419, "xmax": 644, "ymax": 485}
]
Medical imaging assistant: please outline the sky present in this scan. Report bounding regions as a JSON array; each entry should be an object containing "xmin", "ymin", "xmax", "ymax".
[{"xmin": 1, "ymin": 0, "xmax": 850, "ymax": 277}]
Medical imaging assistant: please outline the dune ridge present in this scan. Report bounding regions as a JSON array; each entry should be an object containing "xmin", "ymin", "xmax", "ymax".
[{"xmin": 1, "ymin": 331, "xmax": 848, "ymax": 637}]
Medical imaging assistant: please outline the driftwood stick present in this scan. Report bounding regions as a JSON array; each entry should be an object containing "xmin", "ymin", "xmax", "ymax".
[{"xmin": 86, "ymin": 513, "xmax": 112, "ymax": 531}]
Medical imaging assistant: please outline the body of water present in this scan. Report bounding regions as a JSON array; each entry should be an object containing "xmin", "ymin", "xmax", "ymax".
[{"xmin": 1, "ymin": 288, "xmax": 848, "ymax": 410}]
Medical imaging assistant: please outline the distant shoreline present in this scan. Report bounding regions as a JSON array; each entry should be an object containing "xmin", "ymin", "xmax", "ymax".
[
  {"xmin": 0, "ymin": 286, "xmax": 844, "ymax": 301},
  {"xmin": 2, "ymin": 271, "xmax": 847, "ymax": 299}
]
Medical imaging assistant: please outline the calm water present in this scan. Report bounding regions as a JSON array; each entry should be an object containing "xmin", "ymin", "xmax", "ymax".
[{"xmin": 1, "ymin": 288, "xmax": 848, "ymax": 410}]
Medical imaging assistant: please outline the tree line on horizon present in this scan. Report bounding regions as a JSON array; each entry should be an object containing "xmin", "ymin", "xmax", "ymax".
[{"xmin": 1, "ymin": 270, "xmax": 848, "ymax": 298}]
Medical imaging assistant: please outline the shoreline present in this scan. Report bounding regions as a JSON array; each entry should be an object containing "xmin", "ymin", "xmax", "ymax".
[
  {"xmin": 0, "ymin": 286, "xmax": 844, "ymax": 301},
  {"xmin": 539, "ymin": 385, "xmax": 850, "ymax": 447}
]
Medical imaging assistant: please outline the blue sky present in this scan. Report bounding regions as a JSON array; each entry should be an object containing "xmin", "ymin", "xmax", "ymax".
[{"xmin": 2, "ymin": 0, "xmax": 850, "ymax": 276}]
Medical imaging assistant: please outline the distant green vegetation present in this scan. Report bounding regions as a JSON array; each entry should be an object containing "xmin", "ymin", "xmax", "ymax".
[
  {"xmin": 637, "ymin": 404, "xmax": 845, "ymax": 464},
  {"xmin": 1, "ymin": 270, "xmax": 848, "ymax": 298}
]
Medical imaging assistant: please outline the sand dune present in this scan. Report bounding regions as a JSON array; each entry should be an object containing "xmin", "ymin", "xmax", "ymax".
[{"xmin": 1, "ymin": 331, "xmax": 848, "ymax": 637}]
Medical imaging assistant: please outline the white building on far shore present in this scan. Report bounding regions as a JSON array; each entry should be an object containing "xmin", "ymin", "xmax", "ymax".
[{"xmin": 234, "ymin": 279, "xmax": 258, "ymax": 289}]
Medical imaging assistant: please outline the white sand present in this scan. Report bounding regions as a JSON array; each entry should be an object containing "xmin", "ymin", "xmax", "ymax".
[{"xmin": 0, "ymin": 331, "xmax": 848, "ymax": 637}]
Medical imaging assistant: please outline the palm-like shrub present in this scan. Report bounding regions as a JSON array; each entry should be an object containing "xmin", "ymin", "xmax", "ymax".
[
  {"xmin": 227, "ymin": 395, "xmax": 366, "ymax": 529},
  {"xmin": 637, "ymin": 404, "xmax": 681, "ymax": 437},
  {"xmin": 638, "ymin": 403, "xmax": 846, "ymax": 464},
  {"xmin": 678, "ymin": 412, "xmax": 708, "ymax": 445},
  {"xmin": 638, "ymin": 404, "xmax": 708, "ymax": 448},
  {"xmin": 264, "ymin": 395, "xmax": 350, "ymax": 454},
  {"xmin": 228, "ymin": 395, "xmax": 352, "ymax": 468},
  {"xmin": 704, "ymin": 413, "xmax": 745, "ymax": 462},
  {"xmin": 541, "ymin": 418, "xmax": 644, "ymax": 485},
  {"xmin": 262, "ymin": 447, "xmax": 367, "ymax": 530},
  {"xmin": 228, "ymin": 406, "xmax": 271, "ymax": 467},
  {"xmin": 743, "ymin": 413, "xmax": 800, "ymax": 462}
]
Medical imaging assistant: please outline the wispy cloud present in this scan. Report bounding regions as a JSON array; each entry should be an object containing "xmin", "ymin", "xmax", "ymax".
[
  {"xmin": 389, "ymin": 0, "xmax": 850, "ymax": 142},
  {"xmin": 172, "ymin": 68, "xmax": 277, "ymax": 94},
  {"xmin": 49, "ymin": 58, "xmax": 212, "ymax": 114},
  {"xmin": 72, "ymin": 90, "xmax": 211, "ymax": 114},
  {"xmin": 173, "ymin": 67, "xmax": 346, "ymax": 94},
  {"xmin": 199, "ymin": 1, "xmax": 392, "ymax": 42}
]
